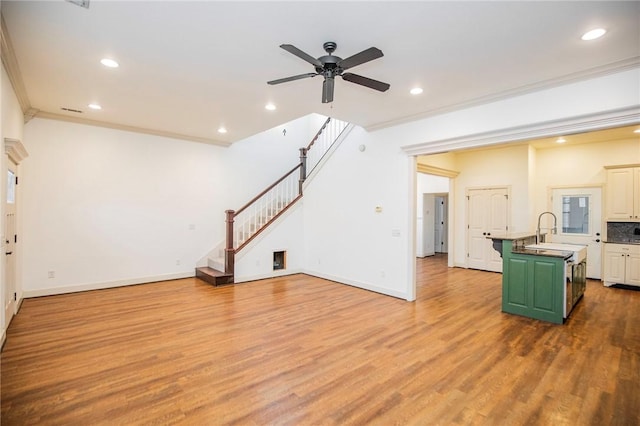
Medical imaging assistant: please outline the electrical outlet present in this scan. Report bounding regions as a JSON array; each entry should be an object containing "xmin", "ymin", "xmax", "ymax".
[
  {"xmin": 48, "ymin": 271, "xmax": 55, "ymax": 279},
  {"xmin": 176, "ymin": 260, "xmax": 181, "ymax": 266}
]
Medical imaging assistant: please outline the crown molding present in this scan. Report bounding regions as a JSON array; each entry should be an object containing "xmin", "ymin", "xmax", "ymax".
[
  {"xmin": 1, "ymin": 13, "xmax": 32, "ymax": 119},
  {"xmin": 402, "ymin": 105, "xmax": 640, "ymax": 156},
  {"xmin": 603, "ymin": 163, "xmax": 640, "ymax": 170},
  {"xmin": 369, "ymin": 57, "xmax": 640, "ymax": 133},
  {"xmin": 416, "ymin": 164, "xmax": 459, "ymax": 178},
  {"xmin": 35, "ymin": 111, "xmax": 231, "ymax": 147},
  {"xmin": 4, "ymin": 138, "xmax": 29, "ymax": 164}
]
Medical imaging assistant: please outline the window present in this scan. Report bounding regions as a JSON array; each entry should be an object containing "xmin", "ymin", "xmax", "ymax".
[
  {"xmin": 561, "ymin": 196, "xmax": 589, "ymax": 234},
  {"xmin": 7, "ymin": 170, "xmax": 15, "ymax": 204}
]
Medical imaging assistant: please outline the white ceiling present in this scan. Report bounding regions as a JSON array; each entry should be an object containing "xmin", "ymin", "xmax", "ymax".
[{"xmin": 2, "ymin": 1, "xmax": 639, "ymax": 145}]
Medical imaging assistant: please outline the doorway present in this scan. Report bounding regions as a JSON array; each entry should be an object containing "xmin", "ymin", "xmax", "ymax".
[
  {"xmin": 419, "ymin": 193, "xmax": 449, "ymax": 257},
  {"xmin": 3, "ymin": 138, "xmax": 28, "ymax": 340},
  {"xmin": 416, "ymin": 173, "xmax": 450, "ymax": 259},
  {"xmin": 4, "ymin": 158, "xmax": 17, "ymax": 329},
  {"xmin": 550, "ymin": 187, "xmax": 602, "ymax": 279}
]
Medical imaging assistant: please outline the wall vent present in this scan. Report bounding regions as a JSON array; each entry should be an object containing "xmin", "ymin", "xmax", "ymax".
[
  {"xmin": 66, "ymin": 0, "xmax": 90, "ymax": 9},
  {"xmin": 61, "ymin": 107, "xmax": 83, "ymax": 114}
]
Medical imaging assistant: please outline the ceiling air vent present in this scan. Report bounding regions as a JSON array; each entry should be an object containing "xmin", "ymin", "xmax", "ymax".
[
  {"xmin": 66, "ymin": 0, "xmax": 90, "ymax": 9},
  {"xmin": 61, "ymin": 107, "xmax": 83, "ymax": 114}
]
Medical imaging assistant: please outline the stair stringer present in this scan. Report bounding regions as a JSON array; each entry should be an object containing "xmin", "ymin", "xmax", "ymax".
[{"xmin": 228, "ymin": 198, "xmax": 305, "ymax": 283}]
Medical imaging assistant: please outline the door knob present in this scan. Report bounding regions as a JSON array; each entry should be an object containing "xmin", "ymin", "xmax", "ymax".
[{"xmin": 5, "ymin": 251, "xmax": 12, "ymax": 255}]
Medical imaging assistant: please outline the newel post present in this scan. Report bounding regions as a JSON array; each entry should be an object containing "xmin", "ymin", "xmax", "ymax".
[
  {"xmin": 225, "ymin": 209, "xmax": 235, "ymax": 275},
  {"xmin": 299, "ymin": 147, "xmax": 307, "ymax": 194}
]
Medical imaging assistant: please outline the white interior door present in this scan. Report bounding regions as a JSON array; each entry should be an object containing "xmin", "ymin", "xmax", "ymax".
[
  {"xmin": 435, "ymin": 195, "xmax": 448, "ymax": 253},
  {"xmin": 4, "ymin": 159, "xmax": 17, "ymax": 328},
  {"xmin": 467, "ymin": 188, "xmax": 509, "ymax": 272},
  {"xmin": 551, "ymin": 187, "xmax": 602, "ymax": 279},
  {"xmin": 467, "ymin": 190, "xmax": 489, "ymax": 270},
  {"xmin": 423, "ymin": 194, "xmax": 435, "ymax": 256},
  {"xmin": 487, "ymin": 189, "xmax": 509, "ymax": 272}
]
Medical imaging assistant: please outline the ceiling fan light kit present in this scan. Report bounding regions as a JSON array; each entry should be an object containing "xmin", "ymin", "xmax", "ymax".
[{"xmin": 267, "ymin": 41, "xmax": 390, "ymax": 103}]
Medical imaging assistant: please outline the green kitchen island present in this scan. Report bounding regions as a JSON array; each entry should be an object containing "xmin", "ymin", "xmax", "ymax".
[{"xmin": 490, "ymin": 233, "xmax": 578, "ymax": 324}]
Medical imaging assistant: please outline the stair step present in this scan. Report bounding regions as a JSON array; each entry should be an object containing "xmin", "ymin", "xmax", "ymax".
[
  {"xmin": 208, "ymin": 256, "xmax": 225, "ymax": 271},
  {"xmin": 195, "ymin": 267, "xmax": 234, "ymax": 286}
]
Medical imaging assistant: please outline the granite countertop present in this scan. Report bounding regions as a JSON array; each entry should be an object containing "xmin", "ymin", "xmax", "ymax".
[
  {"xmin": 604, "ymin": 239, "xmax": 640, "ymax": 245},
  {"xmin": 511, "ymin": 247, "xmax": 574, "ymax": 260},
  {"xmin": 487, "ymin": 232, "xmax": 539, "ymax": 241}
]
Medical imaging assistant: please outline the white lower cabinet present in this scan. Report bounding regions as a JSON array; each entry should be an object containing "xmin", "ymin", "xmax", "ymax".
[{"xmin": 603, "ymin": 243, "xmax": 640, "ymax": 287}]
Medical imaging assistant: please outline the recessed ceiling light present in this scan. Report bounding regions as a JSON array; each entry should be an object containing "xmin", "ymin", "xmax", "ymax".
[
  {"xmin": 556, "ymin": 137, "xmax": 567, "ymax": 144},
  {"xmin": 581, "ymin": 28, "xmax": 606, "ymax": 41},
  {"xmin": 100, "ymin": 58, "xmax": 119, "ymax": 68},
  {"xmin": 218, "ymin": 127, "xmax": 227, "ymax": 134},
  {"xmin": 88, "ymin": 103, "xmax": 102, "ymax": 110},
  {"xmin": 634, "ymin": 129, "xmax": 640, "ymax": 134},
  {"xmin": 410, "ymin": 87, "xmax": 423, "ymax": 95},
  {"xmin": 265, "ymin": 103, "xmax": 276, "ymax": 111}
]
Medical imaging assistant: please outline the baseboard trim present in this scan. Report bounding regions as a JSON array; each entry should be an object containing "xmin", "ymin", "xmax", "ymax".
[
  {"xmin": 22, "ymin": 271, "xmax": 195, "ymax": 298},
  {"xmin": 233, "ymin": 268, "xmax": 303, "ymax": 283},
  {"xmin": 303, "ymin": 270, "xmax": 409, "ymax": 300},
  {"xmin": 20, "ymin": 269, "xmax": 409, "ymax": 301}
]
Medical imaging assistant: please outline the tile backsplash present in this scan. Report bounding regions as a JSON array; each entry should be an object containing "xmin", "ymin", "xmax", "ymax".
[{"xmin": 607, "ymin": 222, "xmax": 640, "ymax": 242}]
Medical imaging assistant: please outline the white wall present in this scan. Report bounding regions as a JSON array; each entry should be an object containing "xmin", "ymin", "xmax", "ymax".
[
  {"xmin": 223, "ymin": 114, "xmax": 322, "ymax": 209},
  {"xmin": 533, "ymin": 138, "xmax": 640, "ymax": 214},
  {"xmin": 396, "ymin": 68, "xmax": 640, "ymax": 151},
  {"xmin": 1, "ymin": 64, "xmax": 26, "ymax": 340},
  {"xmin": 21, "ymin": 119, "xmax": 227, "ymax": 295},
  {"xmin": 302, "ymin": 126, "xmax": 414, "ymax": 299},
  {"xmin": 21, "ymin": 114, "xmax": 324, "ymax": 296}
]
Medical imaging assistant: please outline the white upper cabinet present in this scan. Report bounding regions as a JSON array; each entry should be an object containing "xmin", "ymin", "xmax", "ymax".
[{"xmin": 605, "ymin": 166, "xmax": 640, "ymax": 221}]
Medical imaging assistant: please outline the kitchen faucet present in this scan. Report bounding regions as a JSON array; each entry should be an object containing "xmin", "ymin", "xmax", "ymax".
[{"xmin": 536, "ymin": 211, "xmax": 557, "ymax": 244}]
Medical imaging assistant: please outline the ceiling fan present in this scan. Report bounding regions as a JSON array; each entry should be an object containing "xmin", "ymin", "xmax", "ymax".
[{"xmin": 267, "ymin": 42, "xmax": 390, "ymax": 103}]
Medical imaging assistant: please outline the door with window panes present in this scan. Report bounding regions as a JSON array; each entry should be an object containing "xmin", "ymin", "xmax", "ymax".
[{"xmin": 551, "ymin": 187, "xmax": 602, "ymax": 279}]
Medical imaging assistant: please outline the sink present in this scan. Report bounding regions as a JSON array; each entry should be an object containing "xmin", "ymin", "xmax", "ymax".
[{"xmin": 525, "ymin": 242, "xmax": 587, "ymax": 263}]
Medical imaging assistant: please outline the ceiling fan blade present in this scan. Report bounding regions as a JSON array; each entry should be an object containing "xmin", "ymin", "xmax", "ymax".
[
  {"xmin": 342, "ymin": 73, "xmax": 390, "ymax": 92},
  {"xmin": 280, "ymin": 44, "xmax": 323, "ymax": 68},
  {"xmin": 322, "ymin": 77, "xmax": 334, "ymax": 103},
  {"xmin": 337, "ymin": 47, "xmax": 383, "ymax": 70},
  {"xmin": 267, "ymin": 73, "xmax": 317, "ymax": 85}
]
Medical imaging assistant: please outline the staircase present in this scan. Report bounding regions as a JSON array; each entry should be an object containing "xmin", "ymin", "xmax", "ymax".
[{"xmin": 196, "ymin": 116, "xmax": 349, "ymax": 286}]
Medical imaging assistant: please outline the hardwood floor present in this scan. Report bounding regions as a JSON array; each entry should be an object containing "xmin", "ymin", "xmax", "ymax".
[{"xmin": 2, "ymin": 255, "xmax": 639, "ymax": 425}]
